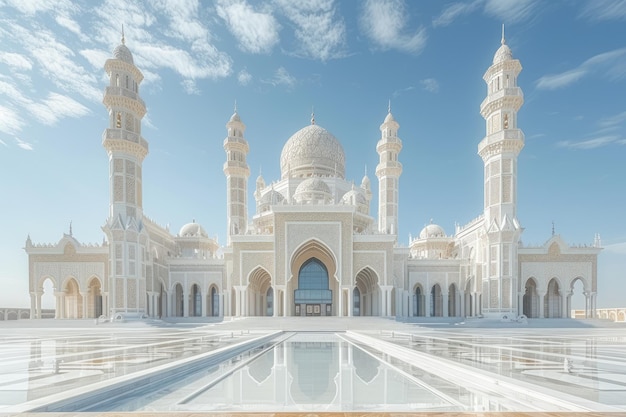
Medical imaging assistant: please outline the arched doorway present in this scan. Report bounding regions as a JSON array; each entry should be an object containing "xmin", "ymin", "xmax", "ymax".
[
  {"xmin": 448, "ymin": 283, "xmax": 458, "ymax": 317},
  {"xmin": 413, "ymin": 285, "xmax": 425, "ymax": 317},
  {"xmin": 64, "ymin": 278, "xmax": 82, "ymax": 319},
  {"xmin": 86, "ymin": 277, "xmax": 103, "ymax": 318},
  {"xmin": 248, "ymin": 267, "xmax": 272, "ymax": 316},
  {"xmin": 174, "ymin": 283, "xmax": 184, "ymax": 317},
  {"xmin": 523, "ymin": 278, "xmax": 539, "ymax": 318},
  {"xmin": 295, "ymin": 258, "xmax": 332, "ymax": 316},
  {"xmin": 208, "ymin": 285, "xmax": 220, "ymax": 317},
  {"xmin": 288, "ymin": 240, "xmax": 338, "ymax": 316},
  {"xmin": 355, "ymin": 267, "xmax": 379, "ymax": 316},
  {"xmin": 464, "ymin": 278, "xmax": 474, "ymax": 317},
  {"xmin": 190, "ymin": 284, "xmax": 201, "ymax": 317},
  {"xmin": 158, "ymin": 280, "xmax": 167, "ymax": 318},
  {"xmin": 266, "ymin": 287, "xmax": 274, "ymax": 316},
  {"xmin": 545, "ymin": 278, "xmax": 561, "ymax": 318},
  {"xmin": 352, "ymin": 287, "xmax": 361, "ymax": 316},
  {"xmin": 570, "ymin": 277, "xmax": 586, "ymax": 318},
  {"xmin": 430, "ymin": 284, "xmax": 442, "ymax": 317}
]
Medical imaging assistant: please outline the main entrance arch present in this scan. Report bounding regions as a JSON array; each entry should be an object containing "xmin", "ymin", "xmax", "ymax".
[{"xmin": 287, "ymin": 240, "xmax": 338, "ymax": 316}]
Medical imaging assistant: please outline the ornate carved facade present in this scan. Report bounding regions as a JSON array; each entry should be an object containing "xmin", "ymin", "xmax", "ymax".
[{"xmin": 25, "ymin": 30, "xmax": 601, "ymax": 321}]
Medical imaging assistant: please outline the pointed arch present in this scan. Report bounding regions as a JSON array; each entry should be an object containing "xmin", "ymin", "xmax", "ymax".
[
  {"xmin": 207, "ymin": 284, "xmax": 220, "ymax": 317},
  {"xmin": 545, "ymin": 278, "xmax": 562, "ymax": 318},
  {"xmin": 288, "ymin": 239, "xmax": 338, "ymax": 316},
  {"xmin": 448, "ymin": 283, "xmax": 458, "ymax": 317},
  {"xmin": 63, "ymin": 277, "xmax": 82, "ymax": 319},
  {"xmin": 523, "ymin": 277, "xmax": 539, "ymax": 318},
  {"xmin": 413, "ymin": 283, "xmax": 425, "ymax": 317},
  {"xmin": 190, "ymin": 283, "xmax": 202, "ymax": 317},
  {"xmin": 355, "ymin": 267, "xmax": 380, "ymax": 316},
  {"xmin": 174, "ymin": 283, "xmax": 184, "ymax": 317},
  {"xmin": 430, "ymin": 284, "xmax": 443, "ymax": 317},
  {"xmin": 86, "ymin": 276, "xmax": 103, "ymax": 318},
  {"xmin": 247, "ymin": 266, "xmax": 272, "ymax": 316}
]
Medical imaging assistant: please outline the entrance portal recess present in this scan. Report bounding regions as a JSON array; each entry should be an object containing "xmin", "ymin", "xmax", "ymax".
[{"xmin": 294, "ymin": 258, "xmax": 332, "ymax": 316}]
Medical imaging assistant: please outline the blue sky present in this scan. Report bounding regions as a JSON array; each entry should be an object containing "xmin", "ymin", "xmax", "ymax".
[{"xmin": 0, "ymin": 0, "xmax": 625, "ymax": 309}]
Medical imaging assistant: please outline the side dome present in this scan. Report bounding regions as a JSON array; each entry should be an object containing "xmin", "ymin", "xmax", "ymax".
[
  {"xmin": 341, "ymin": 189, "xmax": 367, "ymax": 205},
  {"xmin": 179, "ymin": 221, "xmax": 208, "ymax": 238},
  {"xmin": 260, "ymin": 189, "xmax": 285, "ymax": 205},
  {"xmin": 293, "ymin": 177, "xmax": 332, "ymax": 203},
  {"xmin": 419, "ymin": 223, "xmax": 446, "ymax": 239},
  {"xmin": 280, "ymin": 124, "xmax": 345, "ymax": 179},
  {"xmin": 113, "ymin": 44, "xmax": 134, "ymax": 65}
]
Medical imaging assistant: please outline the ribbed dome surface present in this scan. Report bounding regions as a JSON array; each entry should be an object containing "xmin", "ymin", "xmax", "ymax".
[
  {"xmin": 113, "ymin": 44, "xmax": 134, "ymax": 64},
  {"xmin": 280, "ymin": 124, "xmax": 345, "ymax": 179}
]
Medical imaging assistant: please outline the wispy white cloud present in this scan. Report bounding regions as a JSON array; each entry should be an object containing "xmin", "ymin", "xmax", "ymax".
[
  {"xmin": 392, "ymin": 85, "xmax": 414, "ymax": 98},
  {"xmin": 557, "ymin": 136, "xmax": 621, "ymax": 149},
  {"xmin": 0, "ymin": 138, "xmax": 7, "ymax": 147},
  {"xmin": 92, "ymin": 0, "xmax": 232, "ymax": 82},
  {"xmin": 420, "ymin": 78, "xmax": 439, "ymax": 93},
  {"xmin": 433, "ymin": 0, "xmax": 536, "ymax": 28},
  {"xmin": 482, "ymin": 0, "xmax": 537, "ymax": 23},
  {"xmin": 360, "ymin": 0, "xmax": 427, "ymax": 54},
  {"xmin": 79, "ymin": 49, "xmax": 110, "ymax": 69},
  {"xmin": 276, "ymin": 0, "xmax": 348, "ymax": 61},
  {"xmin": 216, "ymin": 0, "xmax": 280, "ymax": 54},
  {"xmin": 557, "ymin": 110, "xmax": 626, "ymax": 149},
  {"xmin": 181, "ymin": 79, "xmax": 200, "ymax": 95},
  {"xmin": 238, "ymin": 69, "xmax": 252, "ymax": 86},
  {"xmin": 0, "ymin": 51, "xmax": 33, "ymax": 71},
  {"xmin": 433, "ymin": 1, "xmax": 481, "ymax": 27},
  {"xmin": 599, "ymin": 111, "xmax": 626, "ymax": 128},
  {"xmin": 580, "ymin": 0, "xmax": 626, "ymax": 21},
  {"xmin": 0, "ymin": 104, "xmax": 24, "ymax": 135},
  {"xmin": 264, "ymin": 66, "xmax": 296, "ymax": 88},
  {"xmin": 1, "ymin": 0, "xmax": 74, "ymax": 15},
  {"xmin": 27, "ymin": 93, "xmax": 90, "ymax": 124},
  {"xmin": 536, "ymin": 48, "xmax": 626, "ymax": 90},
  {"xmin": 15, "ymin": 137, "xmax": 34, "ymax": 151}
]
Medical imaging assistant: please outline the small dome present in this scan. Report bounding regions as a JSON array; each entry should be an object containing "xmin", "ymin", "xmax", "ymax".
[
  {"xmin": 280, "ymin": 124, "xmax": 345, "ymax": 179},
  {"xmin": 113, "ymin": 43, "xmax": 134, "ymax": 65},
  {"xmin": 493, "ymin": 42, "xmax": 513, "ymax": 64},
  {"xmin": 361, "ymin": 174, "xmax": 370, "ymax": 189},
  {"xmin": 293, "ymin": 177, "xmax": 332, "ymax": 203},
  {"xmin": 179, "ymin": 221, "xmax": 208, "ymax": 238},
  {"xmin": 384, "ymin": 112, "xmax": 396, "ymax": 124},
  {"xmin": 229, "ymin": 111, "xmax": 241, "ymax": 123},
  {"xmin": 341, "ymin": 189, "xmax": 367, "ymax": 206},
  {"xmin": 260, "ymin": 189, "xmax": 285, "ymax": 205},
  {"xmin": 419, "ymin": 223, "xmax": 446, "ymax": 239}
]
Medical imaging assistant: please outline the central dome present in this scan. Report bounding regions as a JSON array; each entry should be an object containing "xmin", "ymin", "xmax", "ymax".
[{"xmin": 280, "ymin": 124, "xmax": 345, "ymax": 179}]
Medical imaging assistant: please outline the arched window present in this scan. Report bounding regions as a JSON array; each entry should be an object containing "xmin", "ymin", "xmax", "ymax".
[
  {"xmin": 211, "ymin": 286, "xmax": 219, "ymax": 316},
  {"xmin": 266, "ymin": 287, "xmax": 273, "ymax": 316},
  {"xmin": 294, "ymin": 258, "xmax": 331, "ymax": 304}
]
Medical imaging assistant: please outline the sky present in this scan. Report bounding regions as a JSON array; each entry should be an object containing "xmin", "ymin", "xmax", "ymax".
[{"xmin": 0, "ymin": 0, "xmax": 625, "ymax": 310}]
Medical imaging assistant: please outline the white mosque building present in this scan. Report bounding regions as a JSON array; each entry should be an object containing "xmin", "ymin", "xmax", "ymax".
[{"xmin": 25, "ymin": 31, "xmax": 602, "ymax": 321}]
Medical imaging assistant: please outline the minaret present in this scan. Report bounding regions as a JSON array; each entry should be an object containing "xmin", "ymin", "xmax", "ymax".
[
  {"xmin": 478, "ymin": 25, "xmax": 524, "ymax": 317},
  {"xmin": 102, "ymin": 30, "xmax": 149, "ymax": 317},
  {"xmin": 376, "ymin": 103, "xmax": 403, "ymax": 236},
  {"xmin": 223, "ymin": 107, "xmax": 250, "ymax": 245}
]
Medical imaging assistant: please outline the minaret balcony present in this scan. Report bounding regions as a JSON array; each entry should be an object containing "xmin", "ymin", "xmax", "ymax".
[
  {"xmin": 102, "ymin": 129, "xmax": 149, "ymax": 150},
  {"xmin": 104, "ymin": 86, "xmax": 146, "ymax": 108},
  {"xmin": 480, "ymin": 88, "xmax": 523, "ymax": 115}
]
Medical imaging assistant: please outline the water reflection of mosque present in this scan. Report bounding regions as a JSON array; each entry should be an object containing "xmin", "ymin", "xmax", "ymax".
[{"xmin": 192, "ymin": 333, "xmax": 450, "ymax": 410}]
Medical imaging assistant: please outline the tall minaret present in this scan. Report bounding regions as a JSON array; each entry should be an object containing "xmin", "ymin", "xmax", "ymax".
[
  {"xmin": 223, "ymin": 107, "xmax": 250, "ymax": 245},
  {"xmin": 102, "ymin": 30, "xmax": 149, "ymax": 317},
  {"xmin": 478, "ymin": 26, "xmax": 524, "ymax": 317},
  {"xmin": 376, "ymin": 104, "xmax": 403, "ymax": 236}
]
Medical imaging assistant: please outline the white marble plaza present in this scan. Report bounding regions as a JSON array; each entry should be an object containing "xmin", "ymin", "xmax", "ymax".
[{"xmin": 1, "ymin": 318, "xmax": 625, "ymax": 414}]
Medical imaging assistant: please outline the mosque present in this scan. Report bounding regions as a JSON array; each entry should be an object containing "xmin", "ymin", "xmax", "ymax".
[{"xmin": 25, "ymin": 30, "xmax": 602, "ymax": 321}]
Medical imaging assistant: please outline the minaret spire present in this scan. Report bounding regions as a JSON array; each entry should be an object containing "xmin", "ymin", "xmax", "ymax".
[
  {"xmin": 501, "ymin": 23, "xmax": 505, "ymax": 45},
  {"xmin": 388, "ymin": 99, "xmax": 391, "ymax": 114},
  {"xmin": 311, "ymin": 107, "xmax": 315, "ymax": 125},
  {"xmin": 121, "ymin": 24, "xmax": 125, "ymax": 45}
]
